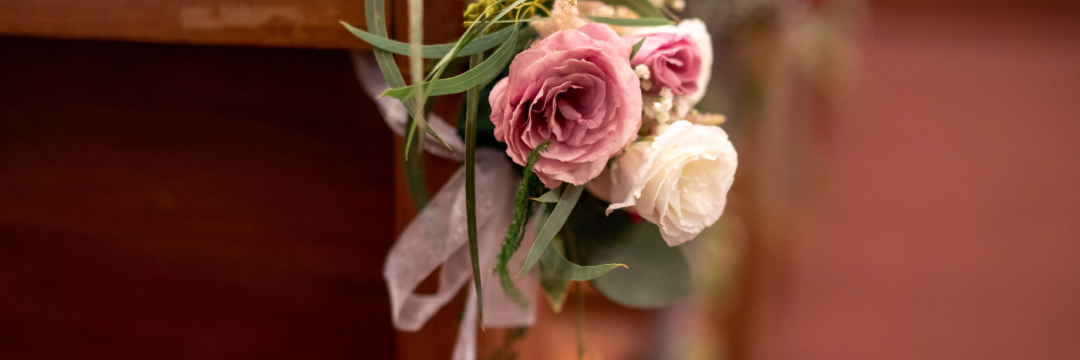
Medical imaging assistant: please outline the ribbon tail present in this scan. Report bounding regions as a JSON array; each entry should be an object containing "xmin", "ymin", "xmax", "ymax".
[
  {"xmin": 382, "ymin": 147, "xmax": 541, "ymax": 359},
  {"xmin": 452, "ymin": 284, "xmax": 479, "ymax": 360}
]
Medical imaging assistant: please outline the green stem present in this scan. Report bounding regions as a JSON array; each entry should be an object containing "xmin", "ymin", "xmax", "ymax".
[
  {"xmin": 465, "ymin": 52, "xmax": 485, "ymax": 324},
  {"xmin": 575, "ymin": 281, "xmax": 586, "ymax": 360},
  {"xmin": 566, "ymin": 228, "xmax": 586, "ymax": 360},
  {"xmin": 407, "ymin": 0, "xmax": 426, "ymax": 156},
  {"xmin": 403, "ymin": 116, "xmax": 428, "ymax": 210}
]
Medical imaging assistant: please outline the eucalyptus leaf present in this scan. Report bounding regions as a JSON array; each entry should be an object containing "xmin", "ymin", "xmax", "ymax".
[
  {"xmin": 381, "ymin": 29, "xmax": 519, "ymax": 100},
  {"xmin": 518, "ymin": 183, "xmax": 584, "ymax": 276},
  {"xmin": 363, "ymin": 0, "xmax": 450, "ymax": 154},
  {"xmin": 463, "ymin": 52, "xmax": 487, "ymax": 321},
  {"xmin": 456, "ymin": 68, "xmax": 506, "ymax": 152},
  {"xmin": 566, "ymin": 193, "xmax": 692, "ymax": 308},
  {"xmin": 426, "ymin": 0, "xmax": 529, "ymax": 83},
  {"xmin": 341, "ymin": 22, "xmax": 514, "ymax": 59},
  {"xmin": 403, "ymin": 116, "xmax": 428, "ymax": 210},
  {"xmin": 586, "ymin": 16, "xmax": 673, "ymax": 27},
  {"xmin": 538, "ymin": 260, "xmax": 569, "ymax": 313},
  {"xmin": 539, "ymin": 240, "xmax": 625, "ymax": 281},
  {"xmin": 454, "ymin": 27, "xmax": 538, "ymax": 152},
  {"xmin": 403, "ymin": 0, "xmax": 527, "ymax": 152},
  {"xmin": 364, "ymin": 0, "xmax": 407, "ymax": 106},
  {"xmin": 534, "ymin": 186, "xmax": 563, "ymax": 203},
  {"xmin": 599, "ymin": 0, "xmax": 666, "ymax": 19},
  {"xmin": 586, "ymin": 222, "xmax": 691, "ymax": 308}
]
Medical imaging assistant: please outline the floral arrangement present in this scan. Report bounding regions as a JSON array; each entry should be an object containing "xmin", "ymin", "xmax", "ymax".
[{"xmin": 344, "ymin": 0, "xmax": 736, "ymax": 357}]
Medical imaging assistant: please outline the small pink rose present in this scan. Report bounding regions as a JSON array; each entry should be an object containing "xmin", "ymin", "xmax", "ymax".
[
  {"xmin": 489, "ymin": 23, "xmax": 642, "ymax": 188},
  {"xmin": 624, "ymin": 26, "xmax": 703, "ymax": 97}
]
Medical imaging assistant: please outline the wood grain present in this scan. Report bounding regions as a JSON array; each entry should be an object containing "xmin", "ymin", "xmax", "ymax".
[
  {"xmin": 0, "ymin": 37, "xmax": 397, "ymax": 358},
  {"xmin": 0, "ymin": 0, "xmax": 376, "ymax": 49}
]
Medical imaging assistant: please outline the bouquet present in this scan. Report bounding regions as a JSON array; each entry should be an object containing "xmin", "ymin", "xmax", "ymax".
[{"xmin": 344, "ymin": 0, "xmax": 736, "ymax": 357}]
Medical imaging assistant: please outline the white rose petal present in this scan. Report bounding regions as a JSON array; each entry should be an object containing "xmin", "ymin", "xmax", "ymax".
[{"xmin": 607, "ymin": 121, "xmax": 737, "ymax": 246}]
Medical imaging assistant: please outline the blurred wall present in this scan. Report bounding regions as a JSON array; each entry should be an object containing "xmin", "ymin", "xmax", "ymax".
[{"xmin": 746, "ymin": 0, "xmax": 1080, "ymax": 359}]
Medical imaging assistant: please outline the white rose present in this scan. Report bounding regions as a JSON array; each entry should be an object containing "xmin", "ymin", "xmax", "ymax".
[
  {"xmin": 607, "ymin": 121, "xmax": 737, "ymax": 246},
  {"xmin": 624, "ymin": 18, "xmax": 713, "ymax": 105}
]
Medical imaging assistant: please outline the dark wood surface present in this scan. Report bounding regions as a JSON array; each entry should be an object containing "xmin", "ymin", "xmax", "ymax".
[
  {"xmin": 0, "ymin": 0, "xmax": 376, "ymax": 49},
  {"xmin": 0, "ymin": 0, "xmax": 477, "ymax": 50},
  {"xmin": 0, "ymin": 36, "xmax": 397, "ymax": 359}
]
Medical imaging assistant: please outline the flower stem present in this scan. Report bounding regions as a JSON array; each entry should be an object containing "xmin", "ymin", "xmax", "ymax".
[
  {"xmin": 564, "ymin": 228, "xmax": 587, "ymax": 360},
  {"xmin": 465, "ymin": 52, "xmax": 486, "ymax": 326},
  {"xmin": 575, "ymin": 281, "xmax": 586, "ymax": 360}
]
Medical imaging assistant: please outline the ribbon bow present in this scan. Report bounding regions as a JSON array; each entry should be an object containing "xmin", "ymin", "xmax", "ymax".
[{"xmin": 352, "ymin": 52, "xmax": 539, "ymax": 360}]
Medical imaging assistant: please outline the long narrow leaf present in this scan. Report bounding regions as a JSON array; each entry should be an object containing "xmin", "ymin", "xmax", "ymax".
[
  {"xmin": 403, "ymin": 0, "xmax": 528, "ymax": 152},
  {"xmin": 407, "ymin": 0, "xmax": 426, "ymax": 176},
  {"xmin": 599, "ymin": 0, "xmax": 665, "ymax": 19},
  {"xmin": 539, "ymin": 242, "xmax": 625, "ymax": 281},
  {"xmin": 538, "ymin": 260, "xmax": 570, "ymax": 313},
  {"xmin": 365, "ymin": 0, "xmax": 406, "ymax": 99},
  {"xmin": 381, "ymin": 30, "xmax": 518, "ymax": 100},
  {"xmin": 342, "ymin": 21, "xmax": 514, "ymax": 59},
  {"xmin": 363, "ymin": 0, "xmax": 450, "ymax": 153},
  {"xmin": 518, "ymin": 184, "xmax": 585, "ymax": 276},
  {"xmin": 586, "ymin": 16, "xmax": 673, "ymax": 27},
  {"xmin": 464, "ymin": 52, "xmax": 485, "ymax": 323},
  {"xmin": 534, "ymin": 186, "xmax": 563, "ymax": 203},
  {"xmin": 403, "ymin": 116, "xmax": 428, "ymax": 210},
  {"xmin": 427, "ymin": 0, "xmax": 529, "ymax": 81}
]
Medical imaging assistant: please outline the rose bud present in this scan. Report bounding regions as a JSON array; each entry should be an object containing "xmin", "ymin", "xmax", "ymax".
[{"xmin": 623, "ymin": 19, "xmax": 713, "ymax": 105}]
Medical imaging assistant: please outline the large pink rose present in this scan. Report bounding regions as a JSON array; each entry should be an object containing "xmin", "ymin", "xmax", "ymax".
[
  {"xmin": 624, "ymin": 29, "xmax": 702, "ymax": 96},
  {"xmin": 489, "ymin": 23, "xmax": 642, "ymax": 188}
]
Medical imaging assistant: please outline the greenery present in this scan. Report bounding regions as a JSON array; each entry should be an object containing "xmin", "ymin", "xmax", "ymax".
[{"xmin": 347, "ymin": 0, "xmax": 684, "ymax": 347}]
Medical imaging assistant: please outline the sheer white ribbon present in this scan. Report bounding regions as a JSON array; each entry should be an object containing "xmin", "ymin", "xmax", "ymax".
[{"xmin": 351, "ymin": 52, "xmax": 538, "ymax": 360}]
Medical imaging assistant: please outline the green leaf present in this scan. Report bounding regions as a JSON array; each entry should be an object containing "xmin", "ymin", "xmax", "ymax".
[
  {"xmin": 586, "ymin": 16, "xmax": 673, "ymax": 27},
  {"xmin": 341, "ymin": 21, "xmax": 514, "ymax": 59},
  {"xmin": 566, "ymin": 192, "xmax": 692, "ymax": 308},
  {"xmin": 539, "ymin": 239, "xmax": 625, "ymax": 281},
  {"xmin": 403, "ymin": 116, "xmax": 429, "ymax": 210},
  {"xmin": 456, "ymin": 68, "xmax": 507, "ymax": 152},
  {"xmin": 630, "ymin": 36, "xmax": 647, "ymax": 61},
  {"xmin": 381, "ymin": 28, "xmax": 518, "ymax": 100},
  {"xmin": 406, "ymin": 0, "xmax": 425, "ymax": 164},
  {"xmin": 364, "ymin": 0, "xmax": 406, "ymax": 100},
  {"xmin": 464, "ymin": 52, "xmax": 486, "ymax": 323},
  {"xmin": 400, "ymin": 0, "xmax": 527, "ymax": 152},
  {"xmin": 599, "ymin": 0, "xmax": 666, "ymax": 19},
  {"xmin": 363, "ymin": 0, "xmax": 450, "ymax": 155},
  {"xmin": 518, "ymin": 183, "xmax": 585, "ymax": 276},
  {"xmin": 587, "ymin": 221, "xmax": 691, "ymax": 308},
  {"xmin": 425, "ymin": 0, "xmax": 529, "ymax": 83},
  {"xmin": 538, "ymin": 260, "xmax": 569, "ymax": 313},
  {"xmin": 454, "ymin": 27, "xmax": 537, "ymax": 153},
  {"xmin": 534, "ymin": 186, "xmax": 563, "ymax": 203},
  {"xmin": 536, "ymin": 204, "xmax": 570, "ymax": 312}
]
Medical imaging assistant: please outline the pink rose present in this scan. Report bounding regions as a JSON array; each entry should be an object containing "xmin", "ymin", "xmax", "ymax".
[
  {"xmin": 489, "ymin": 23, "xmax": 642, "ymax": 188},
  {"xmin": 624, "ymin": 26, "xmax": 703, "ymax": 97}
]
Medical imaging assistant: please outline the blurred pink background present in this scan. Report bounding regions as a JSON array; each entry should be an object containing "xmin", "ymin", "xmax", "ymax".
[{"xmin": 744, "ymin": 1, "xmax": 1080, "ymax": 358}]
